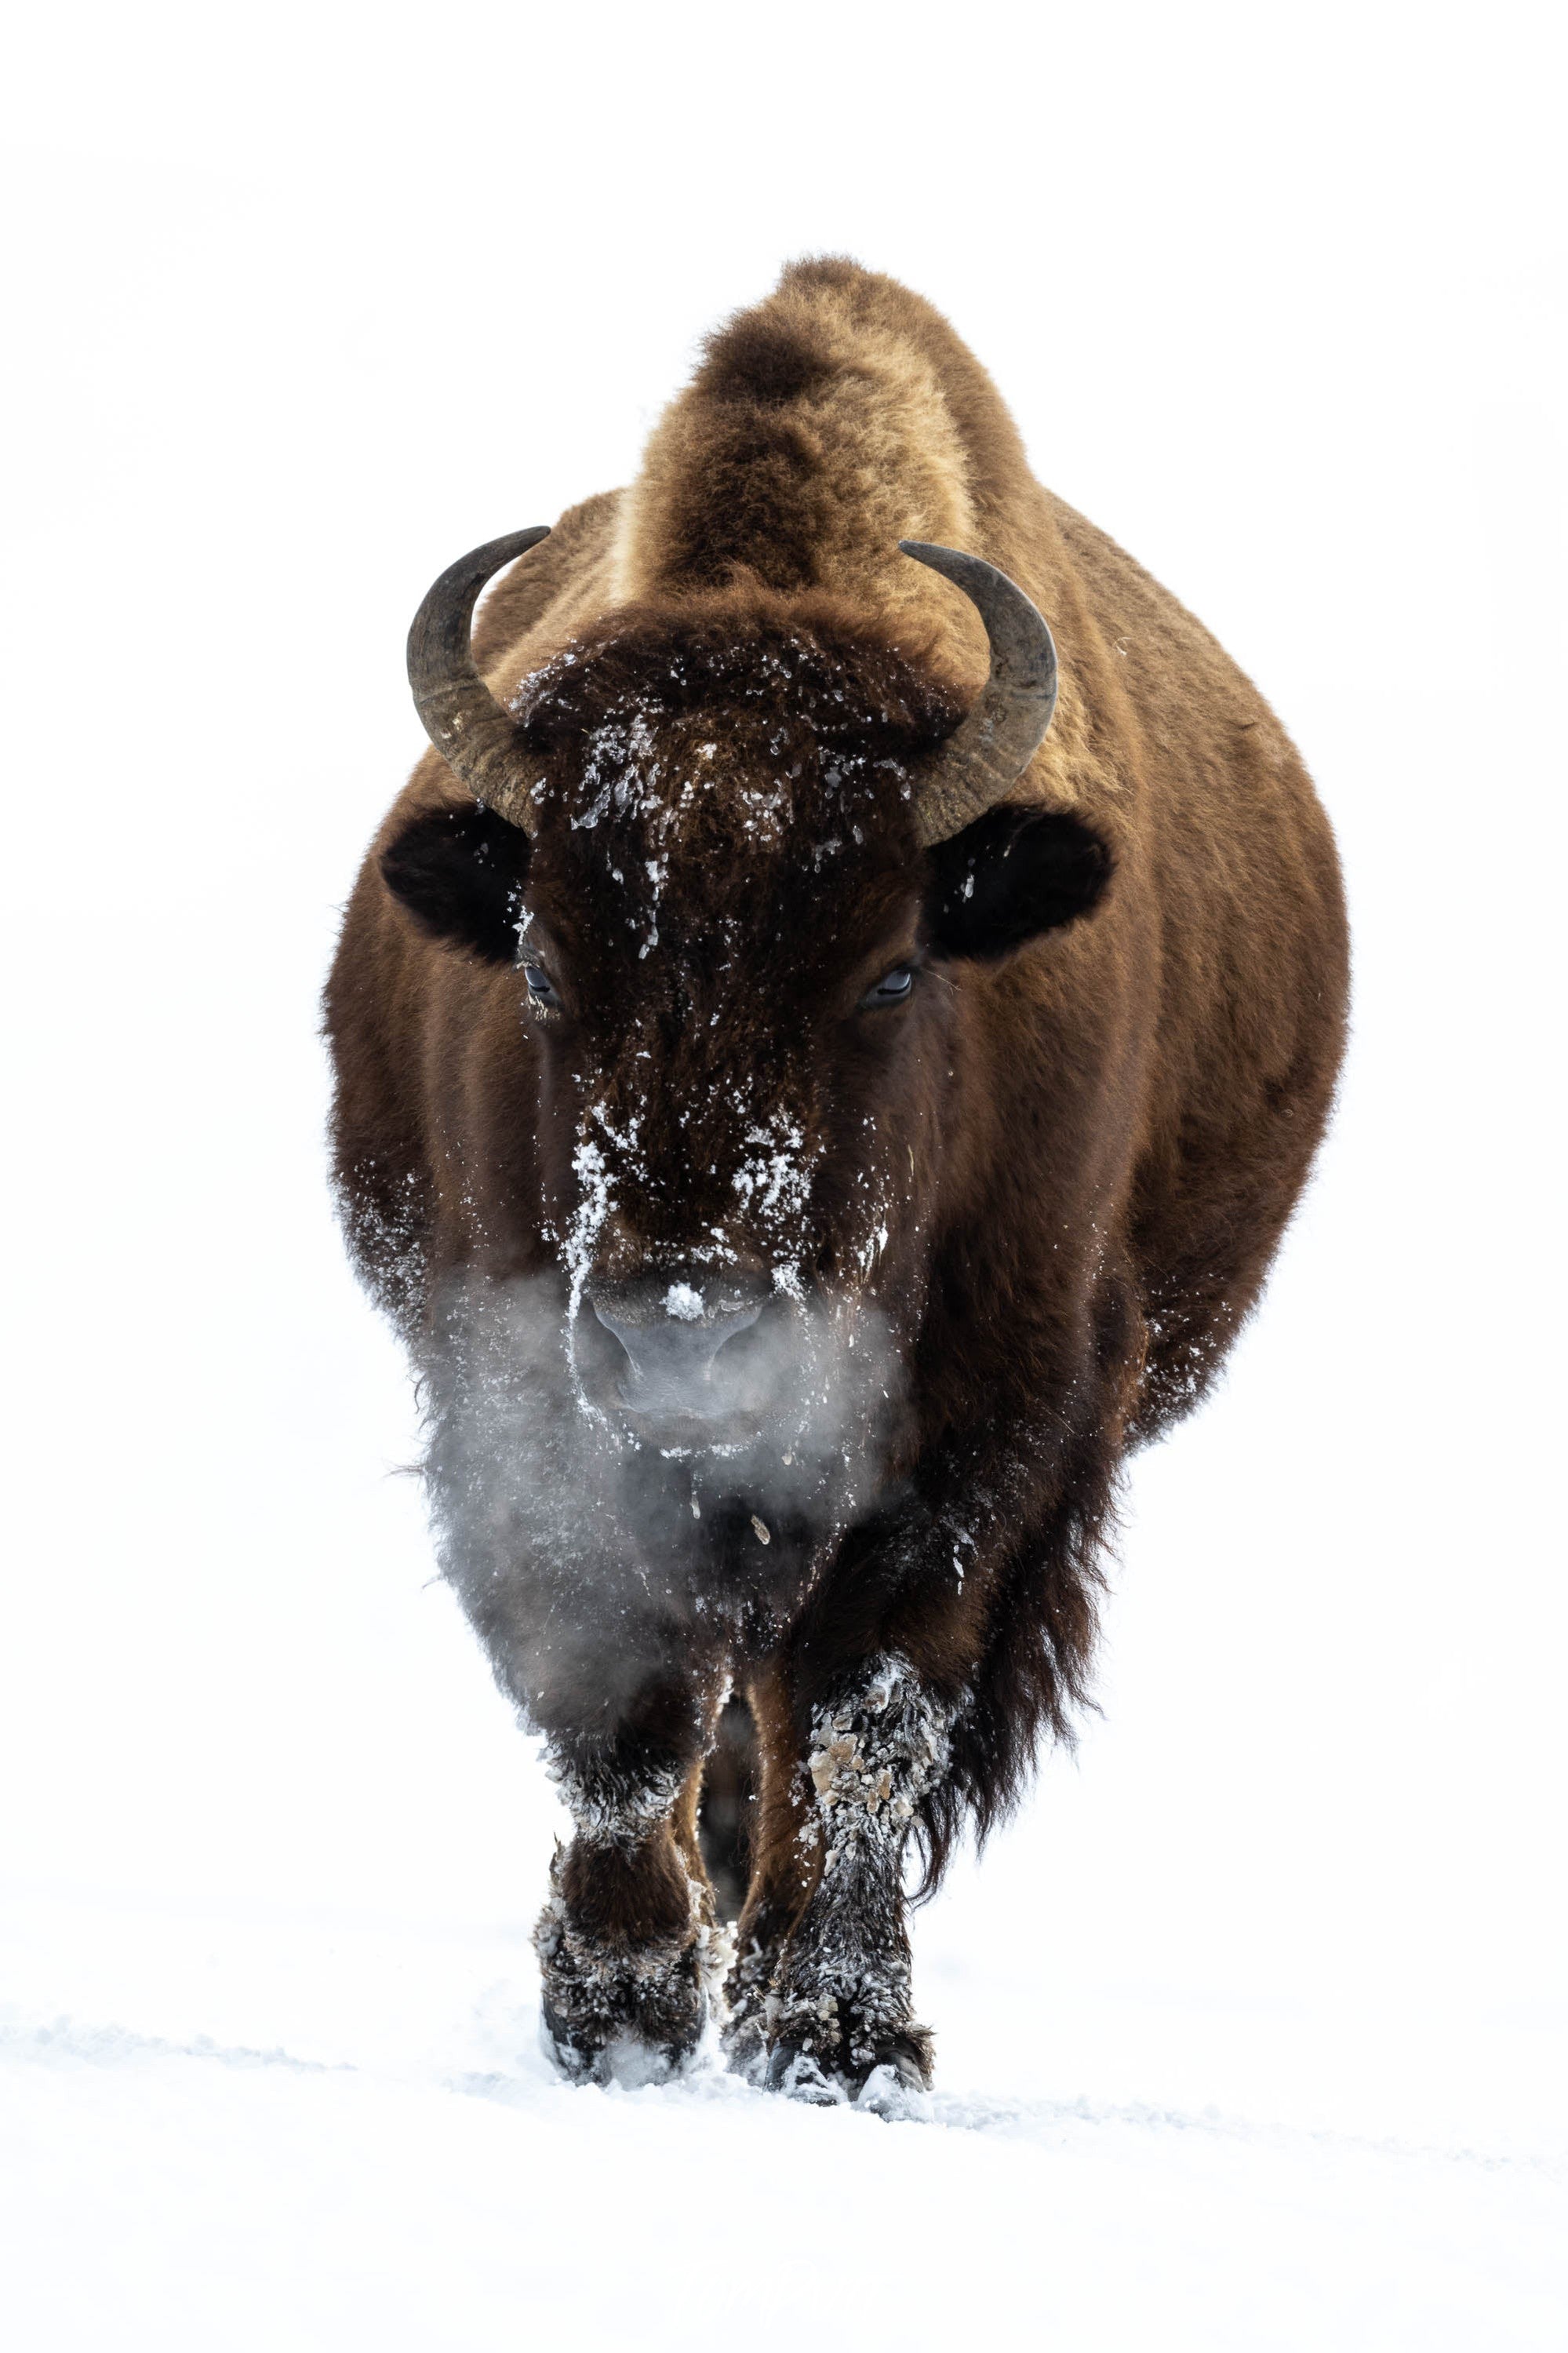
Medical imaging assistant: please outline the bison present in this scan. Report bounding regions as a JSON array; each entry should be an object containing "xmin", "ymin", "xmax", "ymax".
[{"xmin": 325, "ymin": 257, "xmax": 1348, "ymax": 2104}]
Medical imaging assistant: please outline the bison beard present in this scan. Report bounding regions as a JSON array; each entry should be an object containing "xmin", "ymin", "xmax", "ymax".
[{"xmin": 324, "ymin": 258, "xmax": 1348, "ymax": 2102}]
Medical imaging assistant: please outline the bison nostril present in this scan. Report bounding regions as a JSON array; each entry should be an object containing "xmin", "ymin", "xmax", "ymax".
[
  {"xmin": 591, "ymin": 1295, "xmax": 764, "ymax": 1414},
  {"xmin": 586, "ymin": 1266, "xmax": 773, "ymax": 1419},
  {"xmin": 710, "ymin": 1310, "xmax": 763, "ymax": 1368}
]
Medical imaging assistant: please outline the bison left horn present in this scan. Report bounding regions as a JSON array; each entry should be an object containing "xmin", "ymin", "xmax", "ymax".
[
  {"xmin": 407, "ymin": 526, "xmax": 552, "ymax": 826},
  {"xmin": 900, "ymin": 541, "xmax": 1059, "ymax": 847}
]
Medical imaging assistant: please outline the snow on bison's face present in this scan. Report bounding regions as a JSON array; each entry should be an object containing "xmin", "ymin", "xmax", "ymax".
[{"xmin": 383, "ymin": 604, "xmax": 1110, "ymax": 1446}]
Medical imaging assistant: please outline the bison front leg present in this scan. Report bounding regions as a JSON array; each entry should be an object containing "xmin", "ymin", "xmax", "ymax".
[
  {"xmin": 535, "ymin": 1739, "xmax": 726, "ymax": 2086},
  {"xmin": 762, "ymin": 1655, "xmax": 952, "ymax": 2106}
]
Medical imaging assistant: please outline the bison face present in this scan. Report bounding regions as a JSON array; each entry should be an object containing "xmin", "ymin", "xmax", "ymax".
[{"xmin": 384, "ymin": 603, "xmax": 1110, "ymax": 1448}]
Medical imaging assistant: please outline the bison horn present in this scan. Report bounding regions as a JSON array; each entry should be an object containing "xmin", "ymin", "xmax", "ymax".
[
  {"xmin": 406, "ymin": 526, "xmax": 552, "ymax": 825},
  {"xmin": 899, "ymin": 541, "xmax": 1059, "ymax": 847}
]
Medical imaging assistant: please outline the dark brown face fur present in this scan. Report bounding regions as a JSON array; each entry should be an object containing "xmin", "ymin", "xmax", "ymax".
[
  {"xmin": 381, "ymin": 596, "xmax": 1111, "ymax": 1441},
  {"xmin": 520, "ymin": 608, "xmax": 947, "ymax": 1355}
]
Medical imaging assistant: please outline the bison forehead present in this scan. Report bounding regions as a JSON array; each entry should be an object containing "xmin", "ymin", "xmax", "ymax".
[
  {"xmin": 549, "ymin": 700, "xmax": 902, "ymax": 871},
  {"xmin": 522, "ymin": 706, "xmax": 920, "ymax": 998},
  {"xmin": 512, "ymin": 603, "xmax": 957, "ymax": 901}
]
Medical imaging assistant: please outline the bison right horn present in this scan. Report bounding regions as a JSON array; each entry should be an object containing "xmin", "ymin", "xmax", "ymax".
[
  {"xmin": 406, "ymin": 526, "xmax": 551, "ymax": 827},
  {"xmin": 900, "ymin": 541, "xmax": 1059, "ymax": 847}
]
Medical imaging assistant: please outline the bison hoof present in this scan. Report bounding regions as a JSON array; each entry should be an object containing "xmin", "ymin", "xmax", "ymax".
[
  {"xmin": 765, "ymin": 2040, "xmax": 852, "ymax": 2103},
  {"xmin": 764, "ymin": 2023, "xmax": 933, "ymax": 2110},
  {"xmin": 539, "ymin": 1995, "xmax": 703, "ymax": 2089}
]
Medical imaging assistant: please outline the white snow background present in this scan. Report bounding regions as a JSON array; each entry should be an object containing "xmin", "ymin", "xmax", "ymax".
[{"xmin": 2, "ymin": 4, "xmax": 1564, "ymax": 2344}]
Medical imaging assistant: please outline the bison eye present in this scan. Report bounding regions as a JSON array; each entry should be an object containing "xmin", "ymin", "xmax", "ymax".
[
  {"xmin": 862, "ymin": 963, "xmax": 915, "ymax": 1009},
  {"xmin": 522, "ymin": 963, "xmax": 557, "ymax": 1006}
]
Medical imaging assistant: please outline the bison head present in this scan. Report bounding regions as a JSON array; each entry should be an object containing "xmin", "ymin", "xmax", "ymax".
[{"xmin": 381, "ymin": 530, "xmax": 1111, "ymax": 1452}]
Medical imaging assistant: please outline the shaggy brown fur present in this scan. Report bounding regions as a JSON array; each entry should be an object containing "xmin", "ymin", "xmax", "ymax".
[{"xmin": 324, "ymin": 257, "xmax": 1348, "ymax": 2099}]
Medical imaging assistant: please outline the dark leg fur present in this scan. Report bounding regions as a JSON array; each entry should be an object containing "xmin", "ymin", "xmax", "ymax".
[{"xmin": 535, "ymin": 1749, "xmax": 727, "ymax": 2085}]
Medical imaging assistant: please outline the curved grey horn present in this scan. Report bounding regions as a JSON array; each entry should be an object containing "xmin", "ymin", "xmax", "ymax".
[
  {"xmin": 406, "ymin": 526, "xmax": 551, "ymax": 825},
  {"xmin": 899, "ymin": 541, "xmax": 1059, "ymax": 846}
]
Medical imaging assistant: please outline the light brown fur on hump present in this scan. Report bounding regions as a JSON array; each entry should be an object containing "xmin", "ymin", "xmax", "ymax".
[{"xmin": 610, "ymin": 258, "xmax": 985, "ymax": 636}]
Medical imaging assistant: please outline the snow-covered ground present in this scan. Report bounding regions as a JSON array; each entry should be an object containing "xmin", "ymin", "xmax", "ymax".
[{"xmin": 5, "ymin": 1871, "xmax": 1563, "ymax": 2348}]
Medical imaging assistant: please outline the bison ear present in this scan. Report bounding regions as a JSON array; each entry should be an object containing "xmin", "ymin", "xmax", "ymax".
[
  {"xmin": 379, "ymin": 807, "xmax": 531, "ymax": 963},
  {"xmin": 924, "ymin": 805, "xmax": 1111, "ymax": 963}
]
